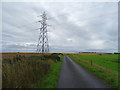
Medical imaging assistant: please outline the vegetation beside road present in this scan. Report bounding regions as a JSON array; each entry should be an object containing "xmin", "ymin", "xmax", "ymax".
[
  {"xmin": 69, "ymin": 54, "xmax": 119, "ymax": 88},
  {"xmin": 2, "ymin": 53, "xmax": 63, "ymax": 88},
  {"xmin": 36, "ymin": 55, "xmax": 63, "ymax": 88}
]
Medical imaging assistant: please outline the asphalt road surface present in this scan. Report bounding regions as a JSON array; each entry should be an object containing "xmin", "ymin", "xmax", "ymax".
[{"xmin": 57, "ymin": 56, "xmax": 110, "ymax": 88}]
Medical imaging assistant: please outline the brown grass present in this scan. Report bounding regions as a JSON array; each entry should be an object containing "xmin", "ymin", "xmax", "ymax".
[
  {"xmin": 2, "ymin": 52, "xmax": 111, "ymax": 59},
  {"xmin": 2, "ymin": 59, "xmax": 54, "ymax": 88},
  {"xmin": 2, "ymin": 52, "xmax": 52, "ymax": 59},
  {"xmin": 2, "ymin": 54, "xmax": 58, "ymax": 88}
]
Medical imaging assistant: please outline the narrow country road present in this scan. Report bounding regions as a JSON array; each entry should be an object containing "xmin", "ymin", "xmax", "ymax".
[{"xmin": 57, "ymin": 56, "xmax": 110, "ymax": 88}]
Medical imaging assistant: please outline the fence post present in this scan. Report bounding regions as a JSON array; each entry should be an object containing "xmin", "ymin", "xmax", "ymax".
[{"xmin": 91, "ymin": 60, "xmax": 92, "ymax": 66}]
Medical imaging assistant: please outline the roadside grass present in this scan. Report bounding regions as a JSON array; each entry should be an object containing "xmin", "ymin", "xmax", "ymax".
[
  {"xmin": 2, "ymin": 54, "xmax": 63, "ymax": 88},
  {"xmin": 69, "ymin": 54, "xmax": 119, "ymax": 88},
  {"xmin": 3, "ymin": 58, "xmax": 50, "ymax": 88},
  {"xmin": 36, "ymin": 55, "xmax": 63, "ymax": 88}
]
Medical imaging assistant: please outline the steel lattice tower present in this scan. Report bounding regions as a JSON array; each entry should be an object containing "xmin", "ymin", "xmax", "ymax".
[{"xmin": 36, "ymin": 12, "xmax": 49, "ymax": 53}]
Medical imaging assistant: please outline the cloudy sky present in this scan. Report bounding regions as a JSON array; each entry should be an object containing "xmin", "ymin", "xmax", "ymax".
[{"xmin": 2, "ymin": 2, "xmax": 118, "ymax": 53}]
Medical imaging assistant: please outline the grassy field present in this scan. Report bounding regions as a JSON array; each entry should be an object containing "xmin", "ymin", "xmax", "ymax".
[
  {"xmin": 77, "ymin": 54, "xmax": 118, "ymax": 73},
  {"xmin": 2, "ymin": 53, "xmax": 63, "ymax": 88},
  {"xmin": 69, "ymin": 54, "xmax": 119, "ymax": 88}
]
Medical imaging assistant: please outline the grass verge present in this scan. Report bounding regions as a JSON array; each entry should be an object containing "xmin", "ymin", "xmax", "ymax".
[
  {"xmin": 3, "ymin": 54, "xmax": 63, "ymax": 88},
  {"xmin": 36, "ymin": 55, "xmax": 63, "ymax": 88},
  {"xmin": 69, "ymin": 55, "xmax": 118, "ymax": 88}
]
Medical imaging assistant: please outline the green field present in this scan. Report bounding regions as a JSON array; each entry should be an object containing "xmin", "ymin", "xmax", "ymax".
[
  {"xmin": 78, "ymin": 54, "xmax": 118, "ymax": 73},
  {"xmin": 69, "ymin": 54, "xmax": 119, "ymax": 88}
]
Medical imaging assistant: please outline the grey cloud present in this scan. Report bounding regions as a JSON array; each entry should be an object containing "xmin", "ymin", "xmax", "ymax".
[{"xmin": 2, "ymin": 2, "xmax": 118, "ymax": 53}]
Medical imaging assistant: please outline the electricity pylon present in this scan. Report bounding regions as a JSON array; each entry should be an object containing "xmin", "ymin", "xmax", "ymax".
[{"xmin": 36, "ymin": 11, "xmax": 49, "ymax": 53}]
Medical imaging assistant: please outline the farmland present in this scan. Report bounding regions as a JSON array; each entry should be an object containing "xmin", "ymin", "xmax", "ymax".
[
  {"xmin": 2, "ymin": 53, "xmax": 63, "ymax": 88},
  {"xmin": 69, "ymin": 54, "xmax": 119, "ymax": 88},
  {"xmin": 2, "ymin": 52, "xmax": 52, "ymax": 59},
  {"xmin": 2, "ymin": 52, "xmax": 119, "ymax": 88}
]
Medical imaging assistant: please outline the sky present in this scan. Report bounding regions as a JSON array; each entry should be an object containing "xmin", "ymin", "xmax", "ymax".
[{"xmin": 2, "ymin": 2, "xmax": 118, "ymax": 53}]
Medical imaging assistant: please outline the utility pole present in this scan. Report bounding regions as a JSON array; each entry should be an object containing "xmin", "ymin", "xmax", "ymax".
[{"xmin": 36, "ymin": 11, "xmax": 49, "ymax": 53}]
